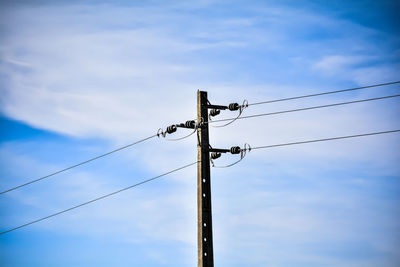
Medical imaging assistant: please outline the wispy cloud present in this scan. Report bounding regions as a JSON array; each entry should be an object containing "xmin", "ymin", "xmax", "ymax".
[
  {"xmin": 1, "ymin": 2, "xmax": 398, "ymax": 141},
  {"xmin": 1, "ymin": 1, "xmax": 399, "ymax": 266}
]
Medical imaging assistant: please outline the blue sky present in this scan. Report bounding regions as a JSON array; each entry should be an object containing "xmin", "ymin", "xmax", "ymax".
[{"xmin": 0, "ymin": 0, "xmax": 400, "ymax": 266}]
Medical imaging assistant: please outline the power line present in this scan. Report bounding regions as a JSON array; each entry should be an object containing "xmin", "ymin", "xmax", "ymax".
[
  {"xmin": 0, "ymin": 134, "xmax": 158, "ymax": 195},
  {"xmin": 249, "ymin": 130, "xmax": 400, "ymax": 150},
  {"xmin": 0, "ymin": 161, "xmax": 198, "ymax": 236},
  {"xmin": 248, "ymin": 81, "xmax": 400, "ymax": 106},
  {"xmin": 210, "ymin": 94, "xmax": 400, "ymax": 124}
]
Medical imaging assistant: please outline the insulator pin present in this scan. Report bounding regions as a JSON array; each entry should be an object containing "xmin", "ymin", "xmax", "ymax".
[
  {"xmin": 228, "ymin": 103, "xmax": 240, "ymax": 111},
  {"xmin": 230, "ymin": 146, "xmax": 241, "ymax": 154},
  {"xmin": 185, "ymin": 120, "xmax": 196, "ymax": 128},
  {"xmin": 209, "ymin": 109, "xmax": 220, "ymax": 117},
  {"xmin": 211, "ymin": 152, "xmax": 221, "ymax": 159},
  {"xmin": 166, "ymin": 125, "xmax": 177, "ymax": 134}
]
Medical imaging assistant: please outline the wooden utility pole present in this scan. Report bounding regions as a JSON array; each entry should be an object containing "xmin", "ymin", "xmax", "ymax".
[{"xmin": 197, "ymin": 90, "xmax": 214, "ymax": 267}]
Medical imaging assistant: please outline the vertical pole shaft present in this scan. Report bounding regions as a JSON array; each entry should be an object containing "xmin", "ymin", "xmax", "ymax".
[{"xmin": 197, "ymin": 91, "xmax": 214, "ymax": 267}]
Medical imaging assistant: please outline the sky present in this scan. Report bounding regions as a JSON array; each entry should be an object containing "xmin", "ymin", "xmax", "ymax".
[{"xmin": 0, "ymin": 0, "xmax": 400, "ymax": 266}]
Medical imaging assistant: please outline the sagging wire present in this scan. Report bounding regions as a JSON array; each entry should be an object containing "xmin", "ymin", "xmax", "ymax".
[
  {"xmin": 0, "ymin": 134, "xmax": 158, "ymax": 195},
  {"xmin": 210, "ymin": 100, "xmax": 248, "ymax": 128},
  {"xmin": 210, "ymin": 143, "xmax": 251, "ymax": 168}
]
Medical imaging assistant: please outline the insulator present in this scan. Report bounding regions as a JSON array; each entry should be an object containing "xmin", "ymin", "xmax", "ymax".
[
  {"xmin": 211, "ymin": 152, "xmax": 221, "ymax": 159},
  {"xmin": 166, "ymin": 125, "xmax": 177, "ymax": 134},
  {"xmin": 209, "ymin": 109, "xmax": 220, "ymax": 117},
  {"xmin": 185, "ymin": 120, "xmax": 196, "ymax": 128},
  {"xmin": 230, "ymin": 146, "xmax": 241, "ymax": 154},
  {"xmin": 228, "ymin": 103, "xmax": 240, "ymax": 111}
]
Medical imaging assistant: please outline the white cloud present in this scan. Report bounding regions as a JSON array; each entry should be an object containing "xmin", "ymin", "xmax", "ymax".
[
  {"xmin": 313, "ymin": 55, "xmax": 364, "ymax": 74},
  {"xmin": 1, "ymin": 2, "xmax": 399, "ymax": 266},
  {"xmin": 312, "ymin": 54, "xmax": 400, "ymax": 86},
  {"xmin": 1, "ymin": 3, "xmax": 398, "ymax": 143}
]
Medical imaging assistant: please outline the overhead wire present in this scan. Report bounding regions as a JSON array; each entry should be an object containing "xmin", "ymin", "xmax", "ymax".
[
  {"xmin": 2, "ymin": 81, "xmax": 400, "ymax": 231},
  {"xmin": 0, "ymin": 161, "xmax": 198, "ymax": 236},
  {"xmin": 248, "ymin": 130, "xmax": 400, "ymax": 151},
  {"xmin": 248, "ymin": 81, "xmax": 400, "ymax": 106},
  {"xmin": 210, "ymin": 100, "xmax": 249, "ymax": 128},
  {"xmin": 209, "ymin": 94, "xmax": 400, "ymax": 124},
  {"xmin": 187, "ymin": 81, "xmax": 400, "ymax": 127},
  {"xmin": 210, "ymin": 130, "xmax": 400, "ymax": 168},
  {"xmin": 164, "ymin": 129, "xmax": 197, "ymax": 141},
  {"xmin": 0, "ymin": 134, "xmax": 158, "ymax": 195}
]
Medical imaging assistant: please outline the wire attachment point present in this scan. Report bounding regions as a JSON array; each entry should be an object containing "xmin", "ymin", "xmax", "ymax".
[
  {"xmin": 209, "ymin": 109, "xmax": 221, "ymax": 117},
  {"xmin": 230, "ymin": 146, "xmax": 241, "ymax": 154},
  {"xmin": 211, "ymin": 152, "xmax": 221, "ymax": 159},
  {"xmin": 210, "ymin": 143, "xmax": 251, "ymax": 168},
  {"xmin": 228, "ymin": 103, "xmax": 240, "ymax": 111},
  {"xmin": 158, "ymin": 118, "xmax": 204, "ymax": 141},
  {"xmin": 166, "ymin": 125, "xmax": 177, "ymax": 134},
  {"xmin": 211, "ymin": 99, "xmax": 248, "ymax": 128},
  {"xmin": 157, "ymin": 128, "xmax": 167, "ymax": 138},
  {"xmin": 157, "ymin": 125, "xmax": 179, "ymax": 139}
]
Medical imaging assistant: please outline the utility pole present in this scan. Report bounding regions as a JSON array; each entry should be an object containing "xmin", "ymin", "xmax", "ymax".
[
  {"xmin": 197, "ymin": 90, "xmax": 214, "ymax": 267},
  {"xmin": 195, "ymin": 91, "xmax": 243, "ymax": 267},
  {"xmin": 161, "ymin": 90, "xmax": 242, "ymax": 266}
]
